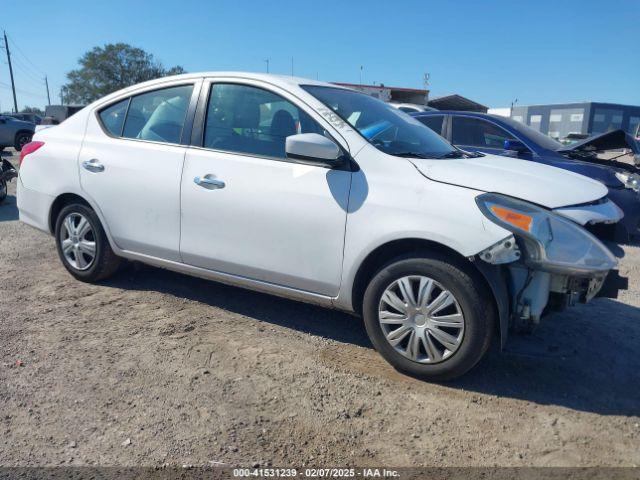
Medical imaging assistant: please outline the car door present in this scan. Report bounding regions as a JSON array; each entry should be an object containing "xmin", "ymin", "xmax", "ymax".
[
  {"xmin": 180, "ymin": 80, "xmax": 352, "ymax": 296},
  {"xmin": 415, "ymin": 114, "xmax": 446, "ymax": 137},
  {"xmin": 79, "ymin": 82, "xmax": 199, "ymax": 261},
  {"xmin": 450, "ymin": 115, "xmax": 524, "ymax": 158}
]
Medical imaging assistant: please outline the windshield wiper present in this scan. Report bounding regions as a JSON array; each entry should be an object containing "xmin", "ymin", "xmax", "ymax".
[
  {"xmin": 437, "ymin": 150, "xmax": 467, "ymax": 159},
  {"xmin": 391, "ymin": 152, "xmax": 434, "ymax": 159}
]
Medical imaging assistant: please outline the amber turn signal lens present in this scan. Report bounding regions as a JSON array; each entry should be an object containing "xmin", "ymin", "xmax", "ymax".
[{"xmin": 490, "ymin": 205, "xmax": 533, "ymax": 232}]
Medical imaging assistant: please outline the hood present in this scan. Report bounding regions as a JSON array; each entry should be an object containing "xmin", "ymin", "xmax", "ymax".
[
  {"xmin": 536, "ymin": 155, "xmax": 624, "ymax": 187},
  {"xmin": 558, "ymin": 129, "xmax": 640, "ymax": 166},
  {"xmin": 410, "ymin": 154, "xmax": 608, "ymax": 209},
  {"xmin": 5, "ymin": 117, "xmax": 35, "ymax": 130}
]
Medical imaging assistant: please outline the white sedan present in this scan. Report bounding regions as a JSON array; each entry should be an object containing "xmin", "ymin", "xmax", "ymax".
[{"xmin": 17, "ymin": 72, "xmax": 621, "ymax": 380}]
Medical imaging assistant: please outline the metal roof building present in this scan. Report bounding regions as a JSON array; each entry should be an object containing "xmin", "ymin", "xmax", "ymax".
[
  {"xmin": 331, "ymin": 82, "xmax": 429, "ymax": 105},
  {"xmin": 511, "ymin": 102, "xmax": 640, "ymax": 140},
  {"xmin": 427, "ymin": 94, "xmax": 488, "ymax": 113}
]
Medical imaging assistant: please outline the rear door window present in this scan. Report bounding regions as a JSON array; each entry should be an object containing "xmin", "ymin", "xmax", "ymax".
[{"xmin": 122, "ymin": 85, "xmax": 193, "ymax": 144}]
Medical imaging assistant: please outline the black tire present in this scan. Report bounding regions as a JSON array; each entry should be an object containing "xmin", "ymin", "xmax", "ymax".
[
  {"xmin": 14, "ymin": 131, "xmax": 32, "ymax": 152},
  {"xmin": 54, "ymin": 203, "xmax": 121, "ymax": 282},
  {"xmin": 0, "ymin": 179, "xmax": 6, "ymax": 203},
  {"xmin": 362, "ymin": 252, "xmax": 495, "ymax": 381}
]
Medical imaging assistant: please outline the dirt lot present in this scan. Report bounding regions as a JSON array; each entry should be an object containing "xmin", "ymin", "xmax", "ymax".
[{"xmin": 1, "ymin": 150, "xmax": 639, "ymax": 468}]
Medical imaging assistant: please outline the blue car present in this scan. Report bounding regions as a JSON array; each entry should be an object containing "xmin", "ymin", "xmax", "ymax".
[{"xmin": 412, "ymin": 111, "xmax": 640, "ymax": 241}]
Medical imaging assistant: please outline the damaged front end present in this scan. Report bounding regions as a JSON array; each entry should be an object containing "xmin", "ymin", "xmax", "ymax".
[
  {"xmin": 473, "ymin": 193, "xmax": 626, "ymax": 342},
  {"xmin": 558, "ymin": 129, "xmax": 640, "ymax": 171}
]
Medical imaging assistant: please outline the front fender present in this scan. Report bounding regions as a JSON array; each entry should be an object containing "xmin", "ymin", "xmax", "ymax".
[{"xmin": 472, "ymin": 259, "xmax": 511, "ymax": 348}]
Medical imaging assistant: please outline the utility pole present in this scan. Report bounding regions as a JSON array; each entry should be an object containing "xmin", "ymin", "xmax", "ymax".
[
  {"xmin": 359, "ymin": 65, "xmax": 363, "ymax": 86},
  {"xmin": 45, "ymin": 76, "xmax": 51, "ymax": 105},
  {"xmin": 264, "ymin": 59, "xmax": 269, "ymax": 73},
  {"xmin": 423, "ymin": 72, "xmax": 430, "ymax": 104},
  {"xmin": 291, "ymin": 57, "xmax": 294, "ymax": 77},
  {"xmin": 3, "ymin": 31, "xmax": 18, "ymax": 113},
  {"xmin": 59, "ymin": 87, "xmax": 64, "ymax": 105}
]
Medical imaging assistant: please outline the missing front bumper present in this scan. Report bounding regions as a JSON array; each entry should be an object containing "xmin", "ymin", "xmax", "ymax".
[{"xmin": 595, "ymin": 269, "xmax": 628, "ymax": 299}]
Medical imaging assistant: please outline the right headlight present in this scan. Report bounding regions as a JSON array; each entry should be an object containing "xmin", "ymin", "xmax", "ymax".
[
  {"xmin": 476, "ymin": 193, "xmax": 617, "ymax": 275},
  {"xmin": 614, "ymin": 171, "xmax": 640, "ymax": 192}
]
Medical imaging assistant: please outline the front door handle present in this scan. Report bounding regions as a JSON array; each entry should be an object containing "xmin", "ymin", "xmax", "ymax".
[
  {"xmin": 194, "ymin": 175, "xmax": 225, "ymax": 190},
  {"xmin": 82, "ymin": 159, "xmax": 105, "ymax": 173}
]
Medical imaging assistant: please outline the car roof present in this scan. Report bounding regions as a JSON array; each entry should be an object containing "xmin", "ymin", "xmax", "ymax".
[
  {"xmin": 122, "ymin": 71, "xmax": 345, "ymax": 91},
  {"xmin": 411, "ymin": 110, "xmax": 504, "ymax": 120},
  {"xmin": 90, "ymin": 72, "xmax": 354, "ymax": 109}
]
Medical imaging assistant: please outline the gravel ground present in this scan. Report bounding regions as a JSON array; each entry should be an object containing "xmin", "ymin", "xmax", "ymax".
[{"xmin": 1, "ymin": 150, "xmax": 639, "ymax": 467}]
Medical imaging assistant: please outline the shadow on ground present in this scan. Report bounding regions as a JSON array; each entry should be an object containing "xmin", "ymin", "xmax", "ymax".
[
  {"xmin": 104, "ymin": 263, "xmax": 640, "ymax": 417},
  {"xmin": 0, "ymin": 194, "xmax": 18, "ymax": 222}
]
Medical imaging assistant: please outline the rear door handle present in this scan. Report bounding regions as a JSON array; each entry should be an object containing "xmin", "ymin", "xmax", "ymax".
[
  {"xmin": 194, "ymin": 175, "xmax": 225, "ymax": 190},
  {"xmin": 82, "ymin": 159, "xmax": 104, "ymax": 173}
]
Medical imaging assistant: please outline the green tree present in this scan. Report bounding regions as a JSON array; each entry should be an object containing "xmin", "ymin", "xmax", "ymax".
[
  {"xmin": 20, "ymin": 106, "xmax": 44, "ymax": 115},
  {"xmin": 61, "ymin": 43, "xmax": 185, "ymax": 104}
]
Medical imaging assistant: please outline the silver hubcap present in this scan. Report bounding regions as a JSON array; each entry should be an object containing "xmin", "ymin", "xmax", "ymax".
[
  {"xmin": 378, "ymin": 275, "xmax": 465, "ymax": 364},
  {"xmin": 60, "ymin": 213, "xmax": 96, "ymax": 271}
]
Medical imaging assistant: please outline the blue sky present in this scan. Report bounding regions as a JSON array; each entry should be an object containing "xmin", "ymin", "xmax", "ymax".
[{"xmin": 1, "ymin": 0, "xmax": 639, "ymax": 111}]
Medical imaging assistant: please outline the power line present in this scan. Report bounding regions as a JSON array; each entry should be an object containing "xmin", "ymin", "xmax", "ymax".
[
  {"xmin": 10, "ymin": 56, "xmax": 45, "ymax": 85},
  {"xmin": 7, "ymin": 34, "xmax": 46, "ymax": 76},
  {"xmin": 0, "ymin": 83, "xmax": 47, "ymax": 99},
  {"xmin": 0, "ymin": 78, "xmax": 48, "ymax": 99},
  {"xmin": 10, "ymin": 49, "xmax": 45, "ymax": 82},
  {"xmin": 1, "ymin": 31, "xmax": 51, "ymax": 110}
]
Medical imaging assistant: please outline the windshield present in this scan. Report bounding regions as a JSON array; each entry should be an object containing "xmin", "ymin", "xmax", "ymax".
[
  {"xmin": 497, "ymin": 116, "xmax": 564, "ymax": 151},
  {"xmin": 302, "ymin": 86, "xmax": 458, "ymax": 159}
]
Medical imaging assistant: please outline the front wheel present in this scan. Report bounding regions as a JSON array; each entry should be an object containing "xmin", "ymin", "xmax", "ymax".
[
  {"xmin": 54, "ymin": 203, "xmax": 121, "ymax": 282},
  {"xmin": 362, "ymin": 253, "xmax": 495, "ymax": 381}
]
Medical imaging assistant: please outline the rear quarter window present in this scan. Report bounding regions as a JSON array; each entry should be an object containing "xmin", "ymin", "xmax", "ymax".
[{"xmin": 98, "ymin": 99, "xmax": 129, "ymax": 136}]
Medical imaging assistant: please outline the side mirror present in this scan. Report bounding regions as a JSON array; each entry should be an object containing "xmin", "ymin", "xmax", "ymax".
[
  {"xmin": 504, "ymin": 139, "xmax": 528, "ymax": 153},
  {"xmin": 286, "ymin": 133, "xmax": 341, "ymax": 167}
]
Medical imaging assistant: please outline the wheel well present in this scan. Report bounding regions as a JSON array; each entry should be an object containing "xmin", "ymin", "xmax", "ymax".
[
  {"xmin": 48, "ymin": 193, "xmax": 91, "ymax": 233},
  {"xmin": 14, "ymin": 130, "xmax": 33, "ymax": 142},
  {"xmin": 351, "ymin": 238, "xmax": 497, "ymax": 318}
]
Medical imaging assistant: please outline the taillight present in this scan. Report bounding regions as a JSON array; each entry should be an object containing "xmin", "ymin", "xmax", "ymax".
[{"xmin": 19, "ymin": 141, "xmax": 44, "ymax": 166}]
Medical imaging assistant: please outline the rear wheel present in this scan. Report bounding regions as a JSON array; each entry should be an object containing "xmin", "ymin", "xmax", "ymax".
[
  {"xmin": 54, "ymin": 203, "xmax": 121, "ymax": 282},
  {"xmin": 14, "ymin": 132, "xmax": 32, "ymax": 151},
  {"xmin": 362, "ymin": 253, "xmax": 495, "ymax": 381}
]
